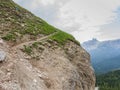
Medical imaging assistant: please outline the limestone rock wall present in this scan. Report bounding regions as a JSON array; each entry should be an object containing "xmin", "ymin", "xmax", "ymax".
[{"xmin": 0, "ymin": 40, "xmax": 95, "ymax": 90}]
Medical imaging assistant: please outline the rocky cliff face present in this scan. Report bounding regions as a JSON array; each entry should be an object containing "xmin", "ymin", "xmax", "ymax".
[{"xmin": 0, "ymin": 0, "xmax": 95, "ymax": 90}]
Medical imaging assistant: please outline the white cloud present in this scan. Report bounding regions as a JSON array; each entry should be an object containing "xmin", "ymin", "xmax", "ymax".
[
  {"xmin": 55, "ymin": 0, "xmax": 120, "ymax": 42},
  {"xmin": 13, "ymin": 0, "xmax": 120, "ymax": 43},
  {"xmin": 13, "ymin": 0, "xmax": 67, "ymax": 23},
  {"xmin": 97, "ymin": 21, "xmax": 120, "ymax": 41}
]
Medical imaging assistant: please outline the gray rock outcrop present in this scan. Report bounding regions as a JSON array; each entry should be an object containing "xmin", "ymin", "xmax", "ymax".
[
  {"xmin": 0, "ymin": 51, "xmax": 6, "ymax": 62},
  {"xmin": 0, "ymin": 40, "xmax": 95, "ymax": 90}
]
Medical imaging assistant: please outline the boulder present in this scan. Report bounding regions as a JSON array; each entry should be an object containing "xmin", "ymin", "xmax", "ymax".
[
  {"xmin": 0, "ymin": 51, "xmax": 6, "ymax": 62},
  {"xmin": 0, "ymin": 39, "xmax": 3, "ymax": 44}
]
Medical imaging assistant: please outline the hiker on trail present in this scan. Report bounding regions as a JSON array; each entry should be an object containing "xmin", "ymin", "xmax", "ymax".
[
  {"xmin": 15, "ymin": 7, "xmax": 19, "ymax": 11},
  {"xmin": 15, "ymin": 6, "xmax": 22, "ymax": 18}
]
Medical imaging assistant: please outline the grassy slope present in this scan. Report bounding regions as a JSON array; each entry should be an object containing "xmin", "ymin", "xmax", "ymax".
[
  {"xmin": 50, "ymin": 31, "xmax": 80, "ymax": 45},
  {"xmin": 0, "ymin": 0, "xmax": 57, "ymax": 40},
  {"xmin": 0, "ymin": 0, "xmax": 79, "ymax": 45}
]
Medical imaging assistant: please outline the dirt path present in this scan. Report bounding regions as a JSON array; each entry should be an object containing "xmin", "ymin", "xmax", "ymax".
[
  {"xmin": 12, "ymin": 31, "xmax": 58, "ymax": 49},
  {"xmin": 11, "ymin": 31, "xmax": 58, "ymax": 60}
]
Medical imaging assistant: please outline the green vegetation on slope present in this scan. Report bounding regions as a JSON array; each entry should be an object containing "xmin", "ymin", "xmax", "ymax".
[
  {"xmin": 23, "ymin": 45, "xmax": 33, "ymax": 55},
  {"xmin": 0, "ymin": 0, "xmax": 79, "ymax": 45},
  {"xmin": 23, "ymin": 41, "xmax": 44, "ymax": 56},
  {"xmin": 50, "ymin": 31, "xmax": 80, "ymax": 45},
  {"xmin": 96, "ymin": 70, "xmax": 120, "ymax": 90},
  {"xmin": 0, "ymin": 0, "xmax": 57, "ymax": 41}
]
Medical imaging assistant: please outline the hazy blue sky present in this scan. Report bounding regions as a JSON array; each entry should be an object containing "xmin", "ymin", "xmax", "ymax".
[{"xmin": 13, "ymin": 0, "xmax": 120, "ymax": 43}]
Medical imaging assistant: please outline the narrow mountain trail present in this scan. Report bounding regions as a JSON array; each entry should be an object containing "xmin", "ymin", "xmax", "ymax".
[
  {"xmin": 12, "ymin": 31, "xmax": 58, "ymax": 49},
  {"xmin": 10, "ymin": 31, "xmax": 58, "ymax": 60},
  {"xmin": 3, "ymin": 31, "xmax": 58, "ymax": 78}
]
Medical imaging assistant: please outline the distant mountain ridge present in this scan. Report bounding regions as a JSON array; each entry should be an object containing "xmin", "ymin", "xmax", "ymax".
[
  {"xmin": 82, "ymin": 38, "xmax": 120, "ymax": 74},
  {"xmin": 82, "ymin": 38, "xmax": 99, "ymax": 51},
  {"xmin": 83, "ymin": 38, "xmax": 120, "ymax": 51}
]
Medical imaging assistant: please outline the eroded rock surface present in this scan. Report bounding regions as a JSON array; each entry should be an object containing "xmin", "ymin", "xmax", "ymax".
[{"xmin": 0, "ymin": 40, "xmax": 95, "ymax": 90}]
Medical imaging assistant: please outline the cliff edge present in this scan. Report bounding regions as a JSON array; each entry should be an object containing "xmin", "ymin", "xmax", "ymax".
[{"xmin": 0, "ymin": 0, "xmax": 95, "ymax": 90}]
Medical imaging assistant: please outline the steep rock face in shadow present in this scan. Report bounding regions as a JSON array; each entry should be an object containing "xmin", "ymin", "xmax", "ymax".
[{"xmin": 0, "ymin": 0, "xmax": 95, "ymax": 90}]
